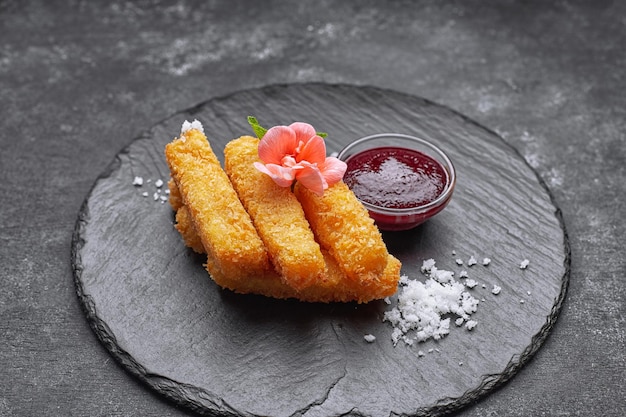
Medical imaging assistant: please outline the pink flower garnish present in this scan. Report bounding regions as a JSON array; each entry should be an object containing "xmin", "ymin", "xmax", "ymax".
[{"xmin": 253, "ymin": 122, "xmax": 347, "ymax": 196}]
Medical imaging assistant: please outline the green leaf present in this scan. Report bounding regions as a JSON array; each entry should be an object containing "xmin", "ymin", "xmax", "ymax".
[
  {"xmin": 247, "ymin": 116, "xmax": 268, "ymax": 139},
  {"xmin": 316, "ymin": 131, "xmax": 328, "ymax": 138}
]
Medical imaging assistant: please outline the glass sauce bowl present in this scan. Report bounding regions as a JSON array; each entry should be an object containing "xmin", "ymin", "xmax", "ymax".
[{"xmin": 338, "ymin": 133, "xmax": 456, "ymax": 231}]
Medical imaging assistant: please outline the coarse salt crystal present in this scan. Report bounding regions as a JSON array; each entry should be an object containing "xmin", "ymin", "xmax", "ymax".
[
  {"xmin": 132, "ymin": 176, "xmax": 144, "ymax": 186},
  {"xmin": 181, "ymin": 119, "xmax": 204, "ymax": 134},
  {"xmin": 155, "ymin": 179, "xmax": 164, "ymax": 188},
  {"xmin": 455, "ymin": 258, "xmax": 463, "ymax": 265},
  {"xmin": 364, "ymin": 334, "xmax": 376, "ymax": 343},
  {"xmin": 384, "ymin": 260, "xmax": 479, "ymax": 346},
  {"xmin": 482, "ymin": 257, "xmax": 491, "ymax": 266},
  {"xmin": 520, "ymin": 259, "xmax": 530, "ymax": 269},
  {"xmin": 467, "ymin": 256, "xmax": 477, "ymax": 266},
  {"xmin": 465, "ymin": 279, "xmax": 477, "ymax": 288},
  {"xmin": 491, "ymin": 285, "xmax": 502, "ymax": 295}
]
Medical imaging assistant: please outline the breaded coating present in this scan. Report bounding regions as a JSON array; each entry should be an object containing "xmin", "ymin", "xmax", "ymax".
[
  {"xmin": 168, "ymin": 178, "xmax": 183, "ymax": 211},
  {"xmin": 223, "ymin": 135, "xmax": 325, "ymax": 291},
  {"xmin": 294, "ymin": 181, "xmax": 389, "ymax": 283},
  {"xmin": 174, "ymin": 205, "xmax": 205, "ymax": 254},
  {"xmin": 165, "ymin": 128, "xmax": 270, "ymax": 278},
  {"xmin": 206, "ymin": 247, "xmax": 401, "ymax": 304}
]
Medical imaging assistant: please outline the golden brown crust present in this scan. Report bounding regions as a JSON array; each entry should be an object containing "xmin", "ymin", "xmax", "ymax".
[
  {"xmin": 223, "ymin": 135, "xmax": 326, "ymax": 291},
  {"xmin": 174, "ymin": 205, "xmax": 205, "ymax": 254},
  {"xmin": 294, "ymin": 181, "xmax": 389, "ymax": 283}
]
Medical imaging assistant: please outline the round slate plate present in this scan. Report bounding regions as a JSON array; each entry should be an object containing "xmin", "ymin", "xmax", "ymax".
[{"xmin": 72, "ymin": 83, "xmax": 570, "ymax": 417}]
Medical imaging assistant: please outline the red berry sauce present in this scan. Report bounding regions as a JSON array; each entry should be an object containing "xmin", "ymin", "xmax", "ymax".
[{"xmin": 344, "ymin": 147, "xmax": 449, "ymax": 209}]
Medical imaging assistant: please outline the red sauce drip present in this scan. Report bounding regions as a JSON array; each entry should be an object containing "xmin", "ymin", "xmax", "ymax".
[{"xmin": 344, "ymin": 147, "xmax": 448, "ymax": 209}]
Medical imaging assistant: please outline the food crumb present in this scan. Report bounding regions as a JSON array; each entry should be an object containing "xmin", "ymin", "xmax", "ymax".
[
  {"xmin": 455, "ymin": 317, "xmax": 464, "ymax": 326},
  {"xmin": 364, "ymin": 334, "xmax": 376, "ymax": 343}
]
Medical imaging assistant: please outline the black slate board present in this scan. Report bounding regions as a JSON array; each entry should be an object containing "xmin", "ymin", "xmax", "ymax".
[{"xmin": 71, "ymin": 83, "xmax": 570, "ymax": 417}]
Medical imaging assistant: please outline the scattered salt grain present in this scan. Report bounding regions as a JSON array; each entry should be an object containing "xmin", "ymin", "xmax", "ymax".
[
  {"xmin": 467, "ymin": 256, "xmax": 477, "ymax": 266},
  {"xmin": 420, "ymin": 258, "xmax": 436, "ymax": 273},
  {"xmin": 153, "ymin": 192, "xmax": 159, "ymax": 201},
  {"xmin": 455, "ymin": 317, "xmax": 464, "ymax": 326},
  {"xmin": 491, "ymin": 285, "xmax": 502, "ymax": 295},
  {"xmin": 455, "ymin": 258, "xmax": 464, "ymax": 265},
  {"xmin": 364, "ymin": 334, "xmax": 376, "ymax": 343},
  {"xmin": 465, "ymin": 279, "xmax": 477, "ymax": 289},
  {"xmin": 520, "ymin": 259, "xmax": 530, "ymax": 269},
  {"xmin": 142, "ymin": 191, "xmax": 149, "ymax": 197},
  {"xmin": 417, "ymin": 350, "xmax": 425, "ymax": 357},
  {"xmin": 482, "ymin": 258, "xmax": 491, "ymax": 266},
  {"xmin": 132, "ymin": 176, "xmax": 144, "ymax": 186},
  {"xmin": 459, "ymin": 270, "xmax": 469, "ymax": 279},
  {"xmin": 465, "ymin": 320, "xmax": 478, "ymax": 330},
  {"xmin": 155, "ymin": 179, "xmax": 164, "ymax": 188},
  {"xmin": 181, "ymin": 119, "xmax": 204, "ymax": 134}
]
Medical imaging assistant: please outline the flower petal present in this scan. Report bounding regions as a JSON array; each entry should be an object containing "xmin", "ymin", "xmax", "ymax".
[
  {"xmin": 258, "ymin": 126, "xmax": 297, "ymax": 165},
  {"xmin": 289, "ymin": 122, "xmax": 316, "ymax": 145},
  {"xmin": 295, "ymin": 164, "xmax": 327, "ymax": 196},
  {"xmin": 296, "ymin": 135, "xmax": 327, "ymax": 164},
  {"xmin": 254, "ymin": 162, "xmax": 296, "ymax": 188},
  {"xmin": 319, "ymin": 157, "xmax": 347, "ymax": 186}
]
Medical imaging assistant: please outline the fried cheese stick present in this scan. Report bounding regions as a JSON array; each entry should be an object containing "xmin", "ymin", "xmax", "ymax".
[
  {"xmin": 294, "ymin": 181, "xmax": 389, "ymax": 282},
  {"xmin": 223, "ymin": 135, "xmax": 325, "ymax": 290},
  {"xmin": 165, "ymin": 128, "xmax": 270, "ymax": 279}
]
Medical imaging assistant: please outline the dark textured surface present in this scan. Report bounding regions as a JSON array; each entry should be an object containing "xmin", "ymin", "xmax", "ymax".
[
  {"xmin": 72, "ymin": 84, "xmax": 568, "ymax": 416},
  {"xmin": 1, "ymin": 1, "xmax": 624, "ymax": 417}
]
